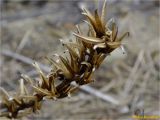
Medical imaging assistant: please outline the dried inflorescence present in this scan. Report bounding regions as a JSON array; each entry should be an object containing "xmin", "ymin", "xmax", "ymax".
[{"xmin": 0, "ymin": 1, "xmax": 129, "ymax": 118}]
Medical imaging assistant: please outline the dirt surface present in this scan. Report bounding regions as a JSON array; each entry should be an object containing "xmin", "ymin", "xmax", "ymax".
[{"xmin": 0, "ymin": 0, "xmax": 159, "ymax": 120}]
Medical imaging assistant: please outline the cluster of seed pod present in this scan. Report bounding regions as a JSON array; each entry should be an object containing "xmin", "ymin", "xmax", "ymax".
[{"xmin": 0, "ymin": 0, "xmax": 129, "ymax": 118}]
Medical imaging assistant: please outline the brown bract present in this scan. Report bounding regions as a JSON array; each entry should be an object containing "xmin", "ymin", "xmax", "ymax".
[{"xmin": 0, "ymin": 0, "xmax": 129, "ymax": 118}]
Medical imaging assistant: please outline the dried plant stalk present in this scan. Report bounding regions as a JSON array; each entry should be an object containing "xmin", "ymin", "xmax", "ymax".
[{"xmin": 0, "ymin": 1, "xmax": 129, "ymax": 118}]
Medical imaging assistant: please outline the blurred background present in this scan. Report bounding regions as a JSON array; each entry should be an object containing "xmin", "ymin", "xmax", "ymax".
[{"xmin": 0, "ymin": 0, "xmax": 159, "ymax": 120}]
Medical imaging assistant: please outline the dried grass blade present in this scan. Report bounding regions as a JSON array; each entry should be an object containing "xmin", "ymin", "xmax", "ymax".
[
  {"xmin": 81, "ymin": 61, "xmax": 91, "ymax": 69},
  {"xmin": 112, "ymin": 22, "xmax": 117, "ymax": 41},
  {"xmin": 45, "ymin": 57, "xmax": 61, "ymax": 69},
  {"xmin": 83, "ymin": 20, "xmax": 96, "ymax": 37},
  {"xmin": 50, "ymin": 84, "xmax": 56, "ymax": 96},
  {"xmin": 32, "ymin": 86, "xmax": 50, "ymax": 96},
  {"xmin": 19, "ymin": 79, "xmax": 27, "ymax": 96},
  {"xmin": 106, "ymin": 41, "xmax": 121, "ymax": 48},
  {"xmin": 101, "ymin": 0, "xmax": 107, "ymax": 26},
  {"xmin": 95, "ymin": 9, "xmax": 105, "ymax": 34},
  {"xmin": 13, "ymin": 98, "xmax": 22, "ymax": 106},
  {"xmin": 69, "ymin": 52, "xmax": 79, "ymax": 73},
  {"xmin": 59, "ymin": 56, "xmax": 74, "ymax": 75},
  {"xmin": 33, "ymin": 62, "xmax": 49, "ymax": 88},
  {"xmin": 63, "ymin": 43, "xmax": 79, "ymax": 59},
  {"xmin": 93, "ymin": 43, "xmax": 106, "ymax": 49},
  {"xmin": 73, "ymin": 33, "xmax": 104, "ymax": 44},
  {"xmin": 21, "ymin": 74, "xmax": 33, "ymax": 85},
  {"xmin": 75, "ymin": 24, "xmax": 82, "ymax": 35},
  {"xmin": 97, "ymin": 54, "xmax": 107, "ymax": 68},
  {"xmin": 82, "ymin": 9, "xmax": 97, "ymax": 33},
  {"xmin": 117, "ymin": 32, "xmax": 129, "ymax": 42},
  {"xmin": 0, "ymin": 88, "xmax": 10, "ymax": 100}
]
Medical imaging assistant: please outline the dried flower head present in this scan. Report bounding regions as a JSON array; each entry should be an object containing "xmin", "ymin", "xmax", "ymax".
[{"xmin": 0, "ymin": 0, "xmax": 129, "ymax": 118}]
